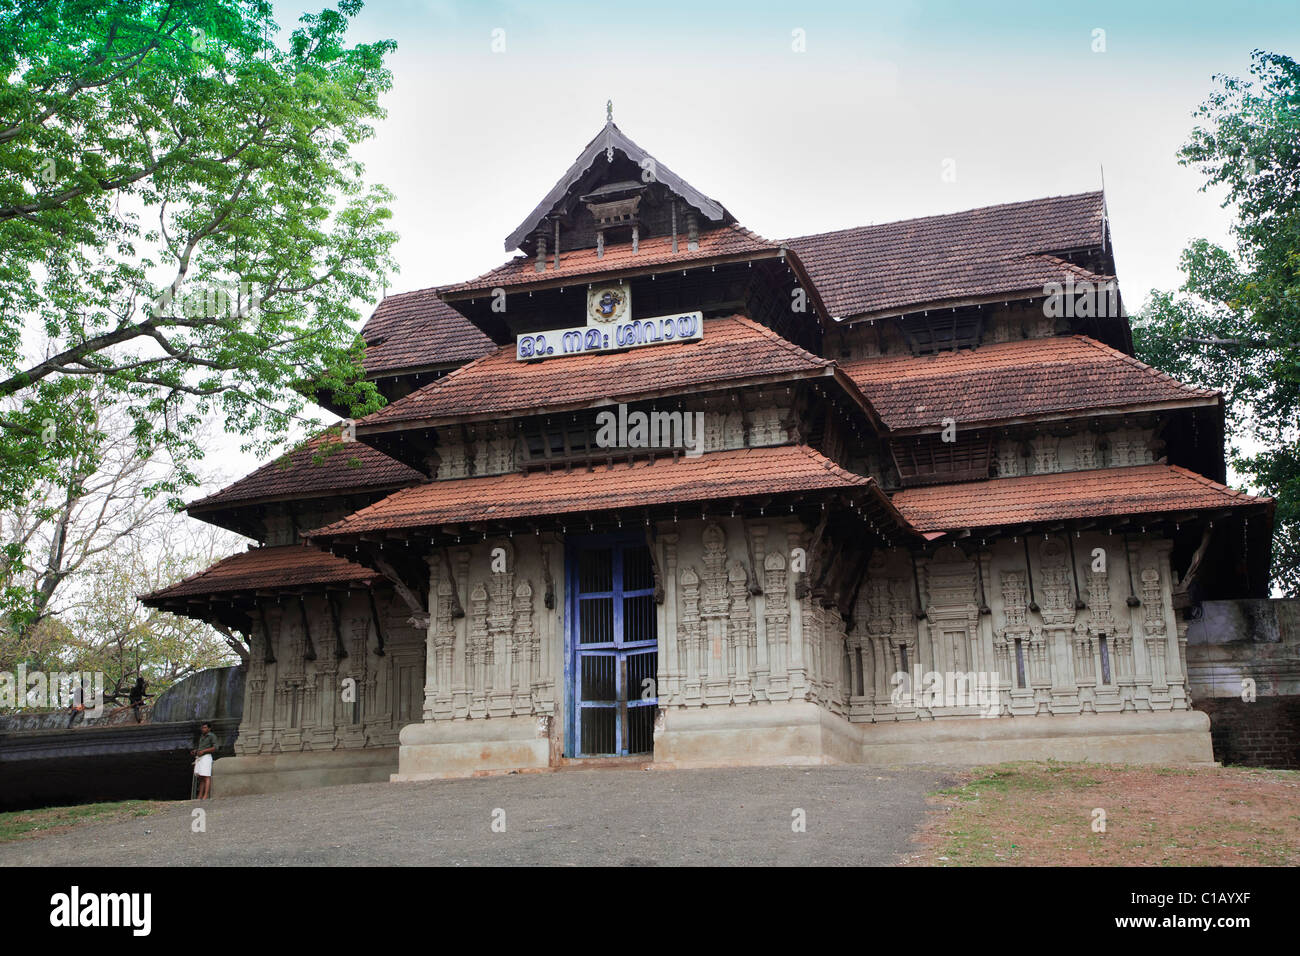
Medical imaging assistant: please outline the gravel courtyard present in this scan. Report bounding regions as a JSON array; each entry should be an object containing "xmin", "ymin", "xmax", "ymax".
[{"xmin": 0, "ymin": 765, "xmax": 951, "ymax": 866}]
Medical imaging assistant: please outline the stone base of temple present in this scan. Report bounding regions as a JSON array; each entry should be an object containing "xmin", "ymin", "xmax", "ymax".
[
  {"xmin": 391, "ymin": 715, "xmax": 551, "ymax": 781},
  {"xmin": 654, "ymin": 704, "xmax": 1214, "ymax": 768},
  {"xmin": 380, "ymin": 706, "xmax": 1215, "ymax": 780},
  {"xmin": 855, "ymin": 710, "xmax": 1216, "ymax": 766},
  {"xmin": 653, "ymin": 701, "xmax": 861, "ymax": 768},
  {"xmin": 213, "ymin": 747, "xmax": 399, "ymax": 797}
]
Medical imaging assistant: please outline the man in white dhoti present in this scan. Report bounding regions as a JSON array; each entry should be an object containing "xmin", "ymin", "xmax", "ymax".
[{"xmin": 191, "ymin": 722, "xmax": 218, "ymax": 799}]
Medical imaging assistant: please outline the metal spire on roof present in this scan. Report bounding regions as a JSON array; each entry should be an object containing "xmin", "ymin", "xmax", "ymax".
[{"xmin": 605, "ymin": 99, "xmax": 614, "ymax": 161}]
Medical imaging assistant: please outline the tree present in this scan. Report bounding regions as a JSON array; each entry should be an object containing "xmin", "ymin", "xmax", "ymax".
[
  {"xmin": 0, "ymin": 0, "xmax": 397, "ymax": 627},
  {"xmin": 1134, "ymin": 50, "xmax": 1300, "ymax": 595},
  {"xmin": 0, "ymin": 394, "xmax": 247, "ymax": 704}
]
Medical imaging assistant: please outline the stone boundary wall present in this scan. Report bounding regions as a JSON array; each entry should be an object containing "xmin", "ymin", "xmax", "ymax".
[{"xmin": 1187, "ymin": 598, "xmax": 1300, "ymax": 768}]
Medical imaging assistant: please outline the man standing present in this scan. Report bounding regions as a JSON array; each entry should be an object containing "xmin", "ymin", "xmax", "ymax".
[{"xmin": 191, "ymin": 722, "xmax": 218, "ymax": 800}]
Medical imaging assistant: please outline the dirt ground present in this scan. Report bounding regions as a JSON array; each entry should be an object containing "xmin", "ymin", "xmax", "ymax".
[
  {"xmin": 904, "ymin": 762, "xmax": 1300, "ymax": 866},
  {"xmin": 0, "ymin": 765, "xmax": 950, "ymax": 866}
]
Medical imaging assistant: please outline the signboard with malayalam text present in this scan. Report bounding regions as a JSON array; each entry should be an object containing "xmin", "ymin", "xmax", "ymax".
[{"xmin": 516, "ymin": 310, "xmax": 703, "ymax": 361}]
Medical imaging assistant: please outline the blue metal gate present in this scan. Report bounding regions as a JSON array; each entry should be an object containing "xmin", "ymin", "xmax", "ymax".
[{"xmin": 566, "ymin": 534, "xmax": 658, "ymax": 756}]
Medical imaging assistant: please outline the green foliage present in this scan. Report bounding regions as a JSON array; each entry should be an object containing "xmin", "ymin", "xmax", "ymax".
[
  {"xmin": 0, "ymin": 0, "xmax": 397, "ymax": 626},
  {"xmin": 1133, "ymin": 50, "xmax": 1300, "ymax": 594}
]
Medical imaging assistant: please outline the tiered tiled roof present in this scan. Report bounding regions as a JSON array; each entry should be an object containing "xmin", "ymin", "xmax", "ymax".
[
  {"xmin": 308, "ymin": 445, "xmax": 905, "ymax": 538},
  {"xmin": 785, "ymin": 192, "xmax": 1109, "ymax": 320},
  {"xmin": 359, "ymin": 315, "xmax": 856, "ymax": 429},
  {"xmin": 188, "ymin": 435, "xmax": 423, "ymax": 512},
  {"xmin": 442, "ymin": 225, "xmax": 779, "ymax": 295},
  {"xmin": 141, "ymin": 545, "xmax": 380, "ymax": 602},
  {"xmin": 893, "ymin": 464, "xmax": 1270, "ymax": 533},
  {"xmin": 361, "ymin": 289, "xmax": 494, "ymax": 378},
  {"xmin": 843, "ymin": 335, "xmax": 1218, "ymax": 432}
]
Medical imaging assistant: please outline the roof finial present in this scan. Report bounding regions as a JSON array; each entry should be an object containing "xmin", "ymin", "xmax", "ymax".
[{"xmin": 606, "ymin": 99, "xmax": 613, "ymax": 123}]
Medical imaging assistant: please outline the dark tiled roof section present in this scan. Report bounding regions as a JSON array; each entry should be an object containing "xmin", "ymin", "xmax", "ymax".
[
  {"xmin": 141, "ymin": 545, "xmax": 379, "ymax": 601},
  {"xmin": 842, "ymin": 335, "xmax": 1218, "ymax": 431},
  {"xmin": 893, "ymin": 464, "xmax": 1269, "ymax": 533},
  {"xmin": 360, "ymin": 315, "xmax": 831, "ymax": 427},
  {"xmin": 361, "ymin": 289, "xmax": 494, "ymax": 376},
  {"xmin": 188, "ymin": 436, "xmax": 424, "ymax": 511},
  {"xmin": 442, "ymin": 225, "xmax": 779, "ymax": 294},
  {"xmin": 785, "ymin": 192, "xmax": 1108, "ymax": 319},
  {"xmin": 309, "ymin": 446, "xmax": 879, "ymax": 537}
]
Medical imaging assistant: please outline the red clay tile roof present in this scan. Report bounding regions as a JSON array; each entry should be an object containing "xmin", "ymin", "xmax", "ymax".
[
  {"xmin": 308, "ymin": 445, "xmax": 901, "ymax": 538},
  {"xmin": 362, "ymin": 289, "xmax": 494, "ymax": 377},
  {"xmin": 893, "ymin": 464, "xmax": 1269, "ymax": 533},
  {"xmin": 141, "ymin": 545, "xmax": 380, "ymax": 602},
  {"xmin": 785, "ymin": 192, "xmax": 1109, "ymax": 320},
  {"xmin": 359, "ymin": 315, "xmax": 835, "ymax": 429},
  {"xmin": 843, "ymin": 335, "xmax": 1218, "ymax": 432},
  {"xmin": 442, "ymin": 224, "xmax": 779, "ymax": 295},
  {"xmin": 188, "ymin": 435, "xmax": 423, "ymax": 511}
]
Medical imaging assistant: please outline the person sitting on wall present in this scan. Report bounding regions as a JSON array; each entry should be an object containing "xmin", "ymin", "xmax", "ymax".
[
  {"xmin": 128, "ymin": 676, "xmax": 149, "ymax": 723},
  {"xmin": 191, "ymin": 722, "xmax": 218, "ymax": 800},
  {"xmin": 66, "ymin": 679, "xmax": 86, "ymax": 728}
]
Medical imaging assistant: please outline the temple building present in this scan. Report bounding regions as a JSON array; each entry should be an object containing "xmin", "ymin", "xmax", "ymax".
[{"xmin": 143, "ymin": 119, "xmax": 1275, "ymax": 795}]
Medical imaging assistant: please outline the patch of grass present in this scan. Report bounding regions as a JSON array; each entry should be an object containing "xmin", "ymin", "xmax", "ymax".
[
  {"xmin": 912, "ymin": 761, "xmax": 1300, "ymax": 867},
  {"xmin": 0, "ymin": 800, "xmax": 169, "ymax": 843}
]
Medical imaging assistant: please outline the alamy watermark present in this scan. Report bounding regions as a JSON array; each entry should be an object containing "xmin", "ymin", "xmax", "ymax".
[
  {"xmin": 1042, "ymin": 274, "xmax": 1120, "ymax": 319},
  {"xmin": 0, "ymin": 666, "xmax": 105, "ymax": 717},
  {"xmin": 595, "ymin": 403, "xmax": 705, "ymax": 458},
  {"xmin": 889, "ymin": 670, "xmax": 1000, "ymax": 717}
]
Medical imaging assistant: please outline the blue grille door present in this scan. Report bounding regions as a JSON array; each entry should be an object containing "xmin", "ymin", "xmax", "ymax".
[{"xmin": 568, "ymin": 535, "xmax": 658, "ymax": 756}]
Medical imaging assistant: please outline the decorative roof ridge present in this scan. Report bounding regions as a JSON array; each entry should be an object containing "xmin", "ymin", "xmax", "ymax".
[
  {"xmin": 1068, "ymin": 335, "xmax": 1220, "ymax": 397},
  {"xmin": 305, "ymin": 444, "xmax": 868, "ymax": 540},
  {"xmin": 782, "ymin": 190, "xmax": 1105, "ymax": 245},
  {"xmin": 186, "ymin": 430, "xmax": 417, "ymax": 511},
  {"xmin": 1161, "ymin": 463, "xmax": 1271, "ymax": 503},
  {"xmin": 726, "ymin": 313, "xmax": 830, "ymax": 368},
  {"xmin": 140, "ymin": 543, "xmax": 273, "ymax": 601}
]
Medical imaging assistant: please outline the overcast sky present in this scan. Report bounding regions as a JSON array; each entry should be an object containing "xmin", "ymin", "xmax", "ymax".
[{"xmin": 216, "ymin": 0, "xmax": 1300, "ymax": 483}]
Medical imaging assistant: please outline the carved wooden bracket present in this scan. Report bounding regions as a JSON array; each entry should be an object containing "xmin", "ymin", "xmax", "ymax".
[
  {"xmin": 297, "ymin": 595, "xmax": 318, "ymax": 662},
  {"xmin": 540, "ymin": 539, "xmax": 555, "ymax": 610},
  {"xmin": 440, "ymin": 549, "xmax": 465, "ymax": 619},
  {"xmin": 373, "ymin": 555, "xmax": 428, "ymax": 622},
  {"xmin": 326, "ymin": 592, "xmax": 349, "ymax": 660},
  {"xmin": 644, "ymin": 527, "xmax": 665, "ymax": 605},
  {"xmin": 742, "ymin": 521, "xmax": 763, "ymax": 596},
  {"xmin": 366, "ymin": 590, "xmax": 387, "ymax": 657},
  {"xmin": 257, "ymin": 604, "xmax": 276, "ymax": 664}
]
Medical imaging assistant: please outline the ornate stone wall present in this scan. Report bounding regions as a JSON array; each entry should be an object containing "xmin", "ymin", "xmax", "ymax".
[
  {"xmin": 231, "ymin": 590, "xmax": 425, "ymax": 756},
  {"xmin": 844, "ymin": 534, "xmax": 1189, "ymax": 722},
  {"xmin": 419, "ymin": 536, "xmax": 560, "ymax": 727}
]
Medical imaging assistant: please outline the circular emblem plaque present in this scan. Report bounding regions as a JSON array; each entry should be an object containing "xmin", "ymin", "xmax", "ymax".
[{"xmin": 588, "ymin": 284, "xmax": 628, "ymax": 324}]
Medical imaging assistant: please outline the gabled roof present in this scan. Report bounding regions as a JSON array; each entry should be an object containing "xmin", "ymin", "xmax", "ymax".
[
  {"xmin": 504, "ymin": 121, "xmax": 732, "ymax": 252},
  {"xmin": 358, "ymin": 315, "xmax": 865, "ymax": 431},
  {"xmin": 140, "ymin": 545, "xmax": 380, "ymax": 602},
  {"xmin": 307, "ymin": 445, "xmax": 909, "ymax": 539},
  {"xmin": 187, "ymin": 435, "xmax": 423, "ymax": 512},
  {"xmin": 361, "ymin": 289, "xmax": 494, "ymax": 378},
  {"xmin": 785, "ymin": 192, "xmax": 1110, "ymax": 320},
  {"xmin": 442, "ymin": 224, "xmax": 777, "ymax": 297},
  {"xmin": 892, "ymin": 464, "xmax": 1270, "ymax": 533},
  {"xmin": 843, "ymin": 335, "xmax": 1219, "ymax": 433}
]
